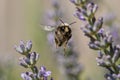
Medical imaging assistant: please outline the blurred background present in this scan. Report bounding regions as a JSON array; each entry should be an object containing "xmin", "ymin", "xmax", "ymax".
[{"xmin": 0, "ymin": 0, "xmax": 120, "ymax": 80}]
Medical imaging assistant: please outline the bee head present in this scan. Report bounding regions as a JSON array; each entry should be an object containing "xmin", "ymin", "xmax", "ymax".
[
  {"xmin": 59, "ymin": 19, "xmax": 76, "ymax": 27},
  {"xmin": 58, "ymin": 23, "xmax": 70, "ymax": 33},
  {"xmin": 58, "ymin": 19, "xmax": 76, "ymax": 33},
  {"xmin": 60, "ymin": 23, "xmax": 69, "ymax": 27}
]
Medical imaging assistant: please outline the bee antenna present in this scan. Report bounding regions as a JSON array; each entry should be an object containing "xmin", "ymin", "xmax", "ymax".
[
  {"xmin": 59, "ymin": 18, "xmax": 65, "ymax": 24},
  {"xmin": 69, "ymin": 21, "xmax": 76, "ymax": 25}
]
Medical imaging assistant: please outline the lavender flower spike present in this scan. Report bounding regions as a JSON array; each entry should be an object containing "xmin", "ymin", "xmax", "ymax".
[
  {"xmin": 15, "ymin": 40, "xmax": 53, "ymax": 80},
  {"xmin": 70, "ymin": 0, "xmax": 120, "ymax": 79}
]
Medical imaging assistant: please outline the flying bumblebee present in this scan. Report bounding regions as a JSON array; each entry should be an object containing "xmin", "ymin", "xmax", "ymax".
[{"xmin": 42, "ymin": 19, "xmax": 76, "ymax": 51}]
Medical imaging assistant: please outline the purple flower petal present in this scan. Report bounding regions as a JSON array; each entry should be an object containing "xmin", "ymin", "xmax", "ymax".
[
  {"xmin": 21, "ymin": 72, "xmax": 33, "ymax": 80},
  {"xmin": 44, "ymin": 71, "xmax": 51, "ymax": 77},
  {"xmin": 40, "ymin": 66, "xmax": 46, "ymax": 72},
  {"xmin": 26, "ymin": 40, "xmax": 32, "ymax": 51},
  {"xmin": 74, "ymin": 12, "xmax": 86, "ymax": 21}
]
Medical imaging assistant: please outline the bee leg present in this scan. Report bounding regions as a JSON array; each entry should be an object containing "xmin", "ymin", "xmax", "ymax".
[
  {"xmin": 63, "ymin": 45, "xmax": 66, "ymax": 52},
  {"xmin": 55, "ymin": 43, "xmax": 58, "ymax": 48},
  {"xmin": 55, "ymin": 39, "xmax": 58, "ymax": 48},
  {"xmin": 63, "ymin": 40, "xmax": 68, "ymax": 54},
  {"xmin": 55, "ymin": 37, "xmax": 60, "ymax": 49}
]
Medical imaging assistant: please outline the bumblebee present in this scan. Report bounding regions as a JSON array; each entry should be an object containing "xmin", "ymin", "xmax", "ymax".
[{"xmin": 43, "ymin": 19, "xmax": 76, "ymax": 51}]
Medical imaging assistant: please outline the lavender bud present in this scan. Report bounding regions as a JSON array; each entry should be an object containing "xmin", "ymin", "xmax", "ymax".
[
  {"xmin": 97, "ymin": 28, "xmax": 104, "ymax": 34},
  {"xmin": 103, "ymin": 32, "xmax": 113, "ymax": 45},
  {"xmin": 30, "ymin": 52, "xmax": 39, "ymax": 65},
  {"xmin": 14, "ymin": 45, "xmax": 24, "ymax": 54},
  {"xmin": 104, "ymin": 73, "xmax": 116, "ymax": 80},
  {"xmin": 87, "ymin": 3, "xmax": 98, "ymax": 17},
  {"xmin": 74, "ymin": 8, "xmax": 88, "ymax": 21},
  {"xmin": 117, "ymin": 74, "xmax": 120, "ymax": 79},
  {"xmin": 96, "ymin": 57, "xmax": 106, "ymax": 67},
  {"xmin": 88, "ymin": 42, "xmax": 100, "ymax": 50},
  {"xmin": 106, "ymin": 55, "xmax": 111, "ymax": 62},
  {"xmin": 87, "ymin": 2, "xmax": 94, "ymax": 16},
  {"xmin": 96, "ymin": 55, "xmax": 112, "ymax": 67},
  {"xmin": 81, "ymin": 27, "xmax": 92, "ymax": 35},
  {"xmin": 15, "ymin": 41, "xmax": 25, "ymax": 55},
  {"xmin": 100, "ymin": 41, "xmax": 106, "ymax": 49},
  {"xmin": 21, "ymin": 72, "xmax": 33, "ymax": 80},
  {"xmin": 26, "ymin": 40, "xmax": 32, "ymax": 52},
  {"xmin": 94, "ymin": 41, "xmax": 101, "ymax": 48},
  {"xmin": 92, "ymin": 4, "xmax": 98, "ymax": 14},
  {"xmin": 85, "ymin": 23, "xmax": 93, "ymax": 31},
  {"xmin": 112, "ymin": 45, "xmax": 120, "ymax": 63},
  {"xmin": 114, "ymin": 44, "xmax": 120, "ymax": 50},
  {"xmin": 20, "ymin": 41, "xmax": 25, "ymax": 52},
  {"xmin": 97, "ymin": 50, "xmax": 103, "ymax": 58},
  {"xmin": 74, "ymin": 11, "xmax": 87, "ymax": 21},
  {"xmin": 19, "ymin": 57, "xmax": 30, "ymax": 68},
  {"xmin": 105, "ymin": 61, "xmax": 112, "ymax": 67},
  {"xmin": 93, "ymin": 17, "xmax": 103, "ymax": 33},
  {"xmin": 105, "ymin": 55, "xmax": 112, "ymax": 66},
  {"xmin": 107, "ymin": 35, "xmax": 113, "ymax": 44},
  {"xmin": 81, "ymin": 23, "xmax": 94, "ymax": 35},
  {"xmin": 15, "ymin": 40, "xmax": 32, "ymax": 55}
]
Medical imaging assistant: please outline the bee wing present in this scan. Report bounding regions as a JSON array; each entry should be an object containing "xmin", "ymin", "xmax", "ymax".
[
  {"xmin": 44, "ymin": 25, "xmax": 55, "ymax": 31},
  {"xmin": 40, "ymin": 24, "xmax": 56, "ymax": 32}
]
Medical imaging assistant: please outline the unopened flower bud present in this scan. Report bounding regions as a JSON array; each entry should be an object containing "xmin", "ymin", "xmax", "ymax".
[
  {"xmin": 97, "ymin": 50, "xmax": 103, "ymax": 58},
  {"xmin": 21, "ymin": 72, "xmax": 33, "ymax": 80},
  {"xmin": 19, "ymin": 57, "xmax": 30, "ymax": 68},
  {"xmin": 92, "ymin": 4, "xmax": 98, "ymax": 14},
  {"xmin": 87, "ymin": 3, "xmax": 98, "ymax": 17},
  {"xmin": 107, "ymin": 35, "xmax": 113, "ymax": 44},
  {"xmin": 30, "ymin": 52, "xmax": 39, "ymax": 65},
  {"xmin": 117, "ymin": 74, "xmax": 120, "ymax": 79},
  {"xmin": 93, "ymin": 17, "xmax": 103, "ymax": 33},
  {"xmin": 15, "ymin": 40, "xmax": 32, "ymax": 55},
  {"xmin": 74, "ymin": 8, "xmax": 88, "ymax": 21},
  {"xmin": 112, "ymin": 48, "xmax": 120, "ymax": 63},
  {"xmin": 88, "ymin": 42, "xmax": 100, "ymax": 50},
  {"xmin": 96, "ymin": 57, "xmax": 106, "ymax": 67},
  {"xmin": 81, "ymin": 27, "xmax": 92, "ymax": 35},
  {"xmin": 26, "ymin": 40, "xmax": 32, "ymax": 52}
]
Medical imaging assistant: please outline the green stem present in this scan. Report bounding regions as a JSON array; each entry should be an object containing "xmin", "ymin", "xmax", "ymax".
[
  {"xmin": 30, "ymin": 66, "xmax": 40, "ymax": 80},
  {"xmin": 88, "ymin": 18, "xmax": 93, "ymax": 26},
  {"xmin": 112, "ymin": 63, "xmax": 119, "ymax": 74},
  {"xmin": 105, "ymin": 66, "xmax": 114, "ymax": 74},
  {"xmin": 31, "ymin": 66, "xmax": 35, "ymax": 73}
]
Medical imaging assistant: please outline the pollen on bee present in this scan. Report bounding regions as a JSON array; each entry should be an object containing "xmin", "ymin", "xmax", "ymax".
[{"xmin": 65, "ymin": 27, "xmax": 69, "ymax": 32}]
